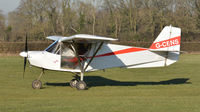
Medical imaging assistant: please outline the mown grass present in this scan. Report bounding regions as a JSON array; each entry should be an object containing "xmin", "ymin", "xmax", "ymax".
[{"xmin": 0, "ymin": 54, "xmax": 200, "ymax": 112}]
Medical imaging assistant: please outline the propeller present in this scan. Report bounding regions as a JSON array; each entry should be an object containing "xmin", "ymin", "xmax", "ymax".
[{"xmin": 23, "ymin": 34, "xmax": 28, "ymax": 78}]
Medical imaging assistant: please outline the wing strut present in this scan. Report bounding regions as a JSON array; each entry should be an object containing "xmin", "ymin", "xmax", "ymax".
[
  {"xmin": 69, "ymin": 41, "xmax": 103, "ymax": 90},
  {"xmin": 70, "ymin": 41, "xmax": 103, "ymax": 83},
  {"xmin": 83, "ymin": 42, "xmax": 104, "ymax": 72}
]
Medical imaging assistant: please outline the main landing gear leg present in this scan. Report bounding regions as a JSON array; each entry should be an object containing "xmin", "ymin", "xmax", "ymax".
[
  {"xmin": 76, "ymin": 72, "xmax": 86, "ymax": 90},
  {"xmin": 76, "ymin": 72, "xmax": 87, "ymax": 90},
  {"xmin": 32, "ymin": 69, "xmax": 44, "ymax": 89},
  {"xmin": 70, "ymin": 73, "xmax": 87, "ymax": 90}
]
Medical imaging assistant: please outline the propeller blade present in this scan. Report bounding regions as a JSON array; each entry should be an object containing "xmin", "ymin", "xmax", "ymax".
[
  {"xmin": 23, "ymin": 34, "xmax": 28, "ymax": 78},
  {"xmin": 23, "ymin": 57, "xmax": 27, "ymax": 78},
  {"xmin": 25, "ymin": 34, "xmax": 28, "ymax": 52}
]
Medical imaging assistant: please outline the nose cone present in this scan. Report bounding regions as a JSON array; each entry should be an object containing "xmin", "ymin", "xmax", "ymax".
[{"xmin": 19, "ymin": 52, "xmax": 28, "ymax": 57}]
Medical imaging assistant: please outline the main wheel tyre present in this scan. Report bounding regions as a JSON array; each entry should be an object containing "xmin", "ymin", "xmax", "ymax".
[
  {"xmin": 32, "ymin": 80, "xmax": 42, "ymax": 89},
  {"xmin": 76, "ymin": 81, "xmax": 86, "ymax": 90},
  {"xmin": 70, "ymin": 79, "xmax": 78, "ymax": 88}
]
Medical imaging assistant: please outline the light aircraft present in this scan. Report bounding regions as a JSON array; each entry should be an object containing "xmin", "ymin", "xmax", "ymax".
[{"xmin": 20, "ymin": 25, "xmax": 181, "ymax": 90}]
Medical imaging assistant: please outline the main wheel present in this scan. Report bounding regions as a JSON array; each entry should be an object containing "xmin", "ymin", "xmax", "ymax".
[
  {"xmin": 70, "ymin": 79, "xmax": 78, "ymax": 88},
  {"xmin": 76, "ymin": 81, "xmax": 87, "ymax": 90},
  {"xmin": 32, "ymin": 80, "xmax": 42, "ymax": 89}
]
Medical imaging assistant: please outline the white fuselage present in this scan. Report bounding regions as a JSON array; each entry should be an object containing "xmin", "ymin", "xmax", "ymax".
[
  {"xmin": 22, "ymin": 43, "xmax": 179, "ymax": 73},
  {"xmin": 26, "ymin": 51, "xmax": 81, "ymax": 72}
]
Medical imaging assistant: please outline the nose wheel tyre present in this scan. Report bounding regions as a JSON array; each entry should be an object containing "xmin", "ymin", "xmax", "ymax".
[
  {"xmin": 70, "ymin": 79, "xmax": 78, "ymax": 88},
  {"xmin": 76, "ymin": 81, "xmax": 86, "ymax": 90},
  {"xmin": 32, "ymin": 80, "xmax": 42, "ymax": 89}
]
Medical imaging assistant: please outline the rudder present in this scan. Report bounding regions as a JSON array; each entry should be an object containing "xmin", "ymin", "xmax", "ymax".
[
  {"xmin": 149, "ymin": 25, "xmax": 181, "ymax": 66},
  {"xmin": 150, "ymin": 26, "xmax": 181, "ymax": 52}
]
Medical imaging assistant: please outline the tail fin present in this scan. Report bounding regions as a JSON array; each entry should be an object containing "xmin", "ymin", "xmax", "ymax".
[
  {"xmin": 150, "ymin": 26, "xmax": 181, "ymax": 66},
  {"xmin": 150, "ymin": 26, "xmax": 181, "ymax": 52}
]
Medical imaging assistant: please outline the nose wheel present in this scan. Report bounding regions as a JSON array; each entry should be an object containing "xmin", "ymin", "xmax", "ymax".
[
  {"xmin": 32, "ymin": 69, "xmax": 44, "ymax": 89},
  {"xmin": 32, "ymin": 80, "xmax": 42, "ymax": 89}
]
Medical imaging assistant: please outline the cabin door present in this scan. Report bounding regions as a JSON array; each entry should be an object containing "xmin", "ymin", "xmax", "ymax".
[{"xmin": 61, "ymin": 43, "xmax": 78, "ymax": 70}]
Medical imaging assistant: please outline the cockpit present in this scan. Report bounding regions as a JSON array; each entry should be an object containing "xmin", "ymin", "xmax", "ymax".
[{"xmin": 45, "ymin": 41, "xmax": 91, "ymax": 69}]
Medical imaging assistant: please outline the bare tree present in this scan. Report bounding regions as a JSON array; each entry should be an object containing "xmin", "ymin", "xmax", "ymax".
[
  {"xmin": 0, "ymin": 10, "xmax": 5, "ymax": 41},
  {"xmin": 5, "ymin": 0, "xmax": 200, "ymax": 42}
]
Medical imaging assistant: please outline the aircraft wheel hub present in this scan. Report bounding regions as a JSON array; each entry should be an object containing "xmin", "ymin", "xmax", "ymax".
[
  {"xmin": 76, "ymin": 81, "xmax": 86, "ymax": 90},
  {"xmin": 32, "ymin": 80, "xmax": 42, "ymax": 89}
]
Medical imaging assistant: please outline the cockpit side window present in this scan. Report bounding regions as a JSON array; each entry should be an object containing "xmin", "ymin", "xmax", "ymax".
[
  {"xmin": 45, "ymin": 41, "xmax": 61, "ymax": 54},
  {"xmin": 61, "ymin": 42, "xmax": 77, "ymax": 69},
  {"xmin": 60, "ymin": 42, "xmax": 92, "ymax": 69},
  {"xmin": 61, "ymin": 43, "xmax": 75, "ymax": 57},
  {"xmin": 76, "ymin": 43, "xmax": 92, "ymax": 56}
]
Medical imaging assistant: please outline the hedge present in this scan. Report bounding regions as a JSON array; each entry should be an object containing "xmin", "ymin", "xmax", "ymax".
[{"xmin": 0, "ymin": 42, "xmax": 199, "ymax": 54}]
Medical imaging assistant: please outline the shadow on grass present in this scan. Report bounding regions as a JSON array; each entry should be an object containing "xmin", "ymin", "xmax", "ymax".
[{"xmin": 45, "ymin": 76, "xmax": 191, "ymax": 89}]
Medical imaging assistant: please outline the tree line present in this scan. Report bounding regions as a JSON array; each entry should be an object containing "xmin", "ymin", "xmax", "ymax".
[{"xmin": 0, "ymin": 0, "xmax": 200, "ymax": 42}]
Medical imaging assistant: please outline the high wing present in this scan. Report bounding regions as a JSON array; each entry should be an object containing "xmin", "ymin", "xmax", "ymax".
[
  {"xmin": 46, "ymin": 36, "xmax": 63, "ymax": 41},
  {"xmin": 47, "ymin": 34, "xmax": 117, "ymax": 43}
]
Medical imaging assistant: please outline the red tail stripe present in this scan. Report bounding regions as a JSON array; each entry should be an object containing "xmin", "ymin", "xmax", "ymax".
[{"xmin": 150, "ymin": 36, "xmax": 181, "ymax": 49}]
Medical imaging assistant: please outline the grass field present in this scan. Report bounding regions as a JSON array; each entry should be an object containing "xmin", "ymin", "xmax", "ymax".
[{"xmin": 0, "ymin": 54, "xmax": 200, "ymax": 112}]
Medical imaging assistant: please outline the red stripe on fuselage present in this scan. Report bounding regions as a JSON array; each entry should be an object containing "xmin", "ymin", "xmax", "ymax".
[{"xmin": 90, "ymin": 47, "xmax": 148, "ymax": 58}]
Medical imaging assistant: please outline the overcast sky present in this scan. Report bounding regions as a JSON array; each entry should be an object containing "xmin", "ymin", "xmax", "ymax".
[{"xmin": 0, "ymin": 0, "xmax": 21, "ymax": 15}]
